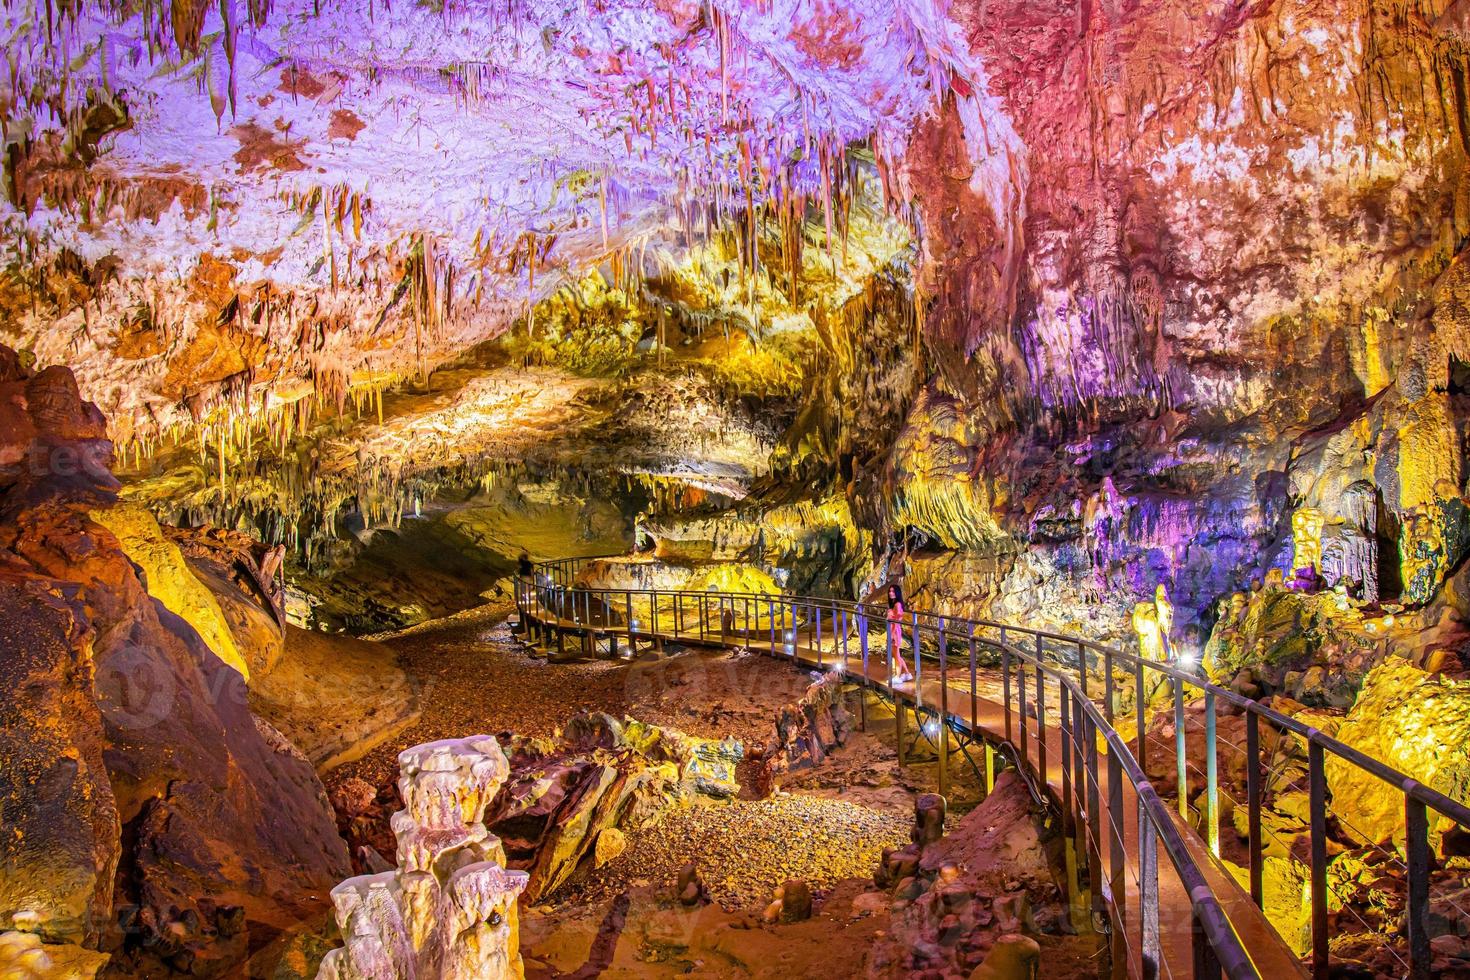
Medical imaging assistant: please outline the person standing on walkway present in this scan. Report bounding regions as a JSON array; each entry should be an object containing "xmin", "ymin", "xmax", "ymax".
[{"xmin": 887, "ymin": 583, "xmax": 913, "ymax": 684}]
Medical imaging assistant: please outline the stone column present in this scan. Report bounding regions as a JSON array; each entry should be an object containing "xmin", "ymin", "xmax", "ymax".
[{"xmin": 317, "ymin": 736, "xmax": 529, "ymax": 980}]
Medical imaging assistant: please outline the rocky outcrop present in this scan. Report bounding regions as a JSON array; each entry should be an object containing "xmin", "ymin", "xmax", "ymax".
[
  {"xmin": 1202, "ymin": 586, "xmax": 1386, "ymax": 704},
  {"xmin": 88, "ymin": 502, "xmax": 251, "ymax": 678},
  {"xmin": 0, "ymin": 347, "xmax": 349, "ymax": 974},
  {"xmin": 489, "ymin": 713, "xmax": 742, "ymax": 902},
  {"xmin": 867, "ymin": 773, "xmax": 1071, "ymax": 977},
  {"xmin": 755, "ymin": 669, "xmax": 853, "ymax": 795},
  {"xmin": 317, "ymin": 737, "xmax": 529, "ymax": 980},
  {"xmin": 1326, "ymin": 659, "xmax": 1470, "ymax": 844},
  {"xmin": 0, "ymin": 573, "xmax": 117, "ymax": 945},
  {"xmin": 250, "ymin": 626, "xmax": 421, "ymax": 772},
  {"xmin": 167, "ymin": 524, "xmax": 289, "ymax": 674}
]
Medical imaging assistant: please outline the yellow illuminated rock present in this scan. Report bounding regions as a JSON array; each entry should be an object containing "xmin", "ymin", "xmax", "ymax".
[
  {"xmin": 0, "ymin": 932, "xmax": 108, "ymax": 979},
  {"xmin": 89, "ymin": 503, "xmax": 249, "ymax": 679},
  {"xmin": 1291, "ymin": 507, "xmax": 1325, "ymax": 573},
  {"xmin": 1325, "ymin": 659, "xmax": 1470, "ymax": 844},
  {"xmin": 1132, "ymin": 585, "xmax": 1172, "ymax": 662}
]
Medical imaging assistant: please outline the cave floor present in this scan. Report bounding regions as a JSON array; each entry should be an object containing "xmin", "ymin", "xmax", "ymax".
[
  {"xmin": 303, "ymin": 606, "xmax": 1130, "ymax": 978},
  {"xmin": 328, "ymin": 602, "xmax": 931, "ymax": 799}
]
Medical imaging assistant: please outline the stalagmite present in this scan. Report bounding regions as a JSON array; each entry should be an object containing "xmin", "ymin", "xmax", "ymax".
[{"xmin": 316, "ymin": 736, "xmax": 529, "ymax": 980}]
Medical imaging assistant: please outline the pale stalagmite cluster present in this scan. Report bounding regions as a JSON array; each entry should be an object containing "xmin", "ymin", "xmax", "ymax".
[{"xmin": 318, "ymin": 737, "xmax": 528, "ymax": 980}]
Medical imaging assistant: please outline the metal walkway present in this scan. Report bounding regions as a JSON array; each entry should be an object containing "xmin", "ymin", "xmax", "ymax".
[{"xmin": 516, "ymin": 556, "xmax": 1470, "ymax": 980}]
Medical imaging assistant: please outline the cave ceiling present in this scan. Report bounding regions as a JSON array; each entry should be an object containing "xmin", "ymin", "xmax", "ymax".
[
  {"xmin": 11, "ymin": 0, "xmax": 1470, "ymax": 621},
  {"xmin": 1, "ymin": 0, "xmax": 974, "ymax": 445}
]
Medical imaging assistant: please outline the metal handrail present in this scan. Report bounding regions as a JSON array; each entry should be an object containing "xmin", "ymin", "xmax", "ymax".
[
  {"xmin": 519, "ymin": 561, "xmax": 1255, "ymax": 978},
  {"xmin": 520, "ymin": 554, "xmax": 1470, "ymax": 980}
]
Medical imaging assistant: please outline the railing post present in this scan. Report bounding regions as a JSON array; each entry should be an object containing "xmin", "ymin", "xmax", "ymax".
[
  {"xmin": 1018, "ymin": 656, "xmax": 1029, "ymax": 774},
  {"xmin": 1084, "ymin": 704, "xmax": 1103, "ymax": 927},
  {"xmin": 1107, "ymin": 748, "xmax": 1126, "ymax": 969},
  {"xmin": 1001, "ymin": 630, "xmax": 1011, "ymax": 744},
  {"xmin": 1035, "ymin": 652, "xmax": 1047, "ymax": 788},
  {"xmin": 1136, "ymin": 659, "xmax": 1148, "ymax": 772},
  {"xmin": 815, "ymin": 604, "xmax": 823, "ymax": 665},
  {"xmin": 789, "ymin": 602, "xmax": 797, "ymax": 661},
  {"xmin": 1309, "ymin": 740, "xmax": 1329, "ymax": 980},
  {"xmin": 1205, "ymin": 691, "xmax": 1219, "ymax": 857},
  {"xmin": 887, "ymin": 611, "xmax": 896, "ymax": 686},
  {"xmin": 968, "ymin": 632, "xmax": 978, "ymax": 732},
  {"xmin": 1078, "ymin": 639, "xmax": 1088, "ymax": 700},
  {"xmin": 1246, "ymin": 710, "xmax": 1264, "ymax": 908},
  {"xmin": 1175, "ymin": 675, "xmax": 1188, "ymax": 820},
  {"xmin": 911, "ymin": 611, "xmax": 922, "ymax": 708},
  {"xmin": 1407, "ymin": 793, "xmax": 1432, "ymax": 980},
  {"xmin": 1104, "ymin": 649, "xmax": 1115, "ymax": 723},
  {"xmin": 896, "ymin": 688, "xmax": 907, "ymax": 768},
  {"xmin": 831, "ymin": 606, "xmax": 840, "ymax": 667},
  {"xmin": 1139, "ymin": 803, "xmax": 1160, "ymax": 980},
  {"xmin": 1060, "ymin": 685, "xmax": 1073, "ymax": 838},
  {"xmin": 1059, "ymin": 684, "xmax": 1079, "ymax": 927},
  {"xmin": 858, "ymin": 611, "xmax": 869, "ymax": 731},
  {"xmin": 1069, "ymin": 690, "xmax": 1092, "ymax": 933},
  {"xmin": 1072, "ymin": 690, "xmax": 1086, "ymax": 857},
  {"xmin": 938, "ymin": 621, "xmax": 949, "ymax": 799},
  {"xmin": 768, "ymin": 598, "xmax": 776, "ymax": 654}
]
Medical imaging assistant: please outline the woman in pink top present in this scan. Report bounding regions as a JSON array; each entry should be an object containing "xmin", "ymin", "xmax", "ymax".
[{"xmin": 887, "ymin": 583, "xmax": 913, "ymax": 684}]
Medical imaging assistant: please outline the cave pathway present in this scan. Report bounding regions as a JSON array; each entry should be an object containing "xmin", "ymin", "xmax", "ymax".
[{"xmin": 516, "ymin": 566, "xmax": 1311, "ymax": 980}]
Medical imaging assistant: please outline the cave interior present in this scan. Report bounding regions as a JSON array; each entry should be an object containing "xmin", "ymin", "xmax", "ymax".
[{"xmin": 4, "ymin": 0, "xmax": 1470, "ymax": 977}]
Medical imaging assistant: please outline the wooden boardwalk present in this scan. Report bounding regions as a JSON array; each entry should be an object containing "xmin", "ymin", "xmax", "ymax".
[{"xmin": 518, "ymin": 595, "xmax": 1305, "ymax": 980}]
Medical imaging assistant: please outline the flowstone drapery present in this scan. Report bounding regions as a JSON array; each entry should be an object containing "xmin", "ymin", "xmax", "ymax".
[{"xmin": 317, "ymin": 736, "xmax": 529, "ymax": 980}]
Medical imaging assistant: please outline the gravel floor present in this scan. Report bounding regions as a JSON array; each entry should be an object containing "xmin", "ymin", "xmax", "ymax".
[
  {"xmin": 331, "ymin": 603, "xmax": 827, "ymax": 791},
  {"xmin": 324, "ymin": 603, "xmax": 918, "ymax": 915},
  {"xmin": 550, "ymin": 796, "xmax": 911, "ymax": 911}
]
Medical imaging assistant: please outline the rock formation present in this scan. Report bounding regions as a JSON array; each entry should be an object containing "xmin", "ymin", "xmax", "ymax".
[
  {"xmin": 756, "ymin": 668, "xmax": 853, "ymax": 794},
  {"xmin": 488, "ymin": 714, "xmax": 742, "ymax": 902},
  {"xmin": 0, "ymin": 347, "xmax": 348, "ymax": 974},
  {"xmin": 1326, "ymin": 659, "xmax": 1470, "ymax": 844},
  {"xmin": 335, "ymin": 714, "xmax": 743, "ymax": 906},
  {"xmin": 868, "ymin": 773, "xmax": 1071, "ymax": 977},
  {"xmin": 317, "ymin": 736, "xmax": 530, "ymax": 980}
]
